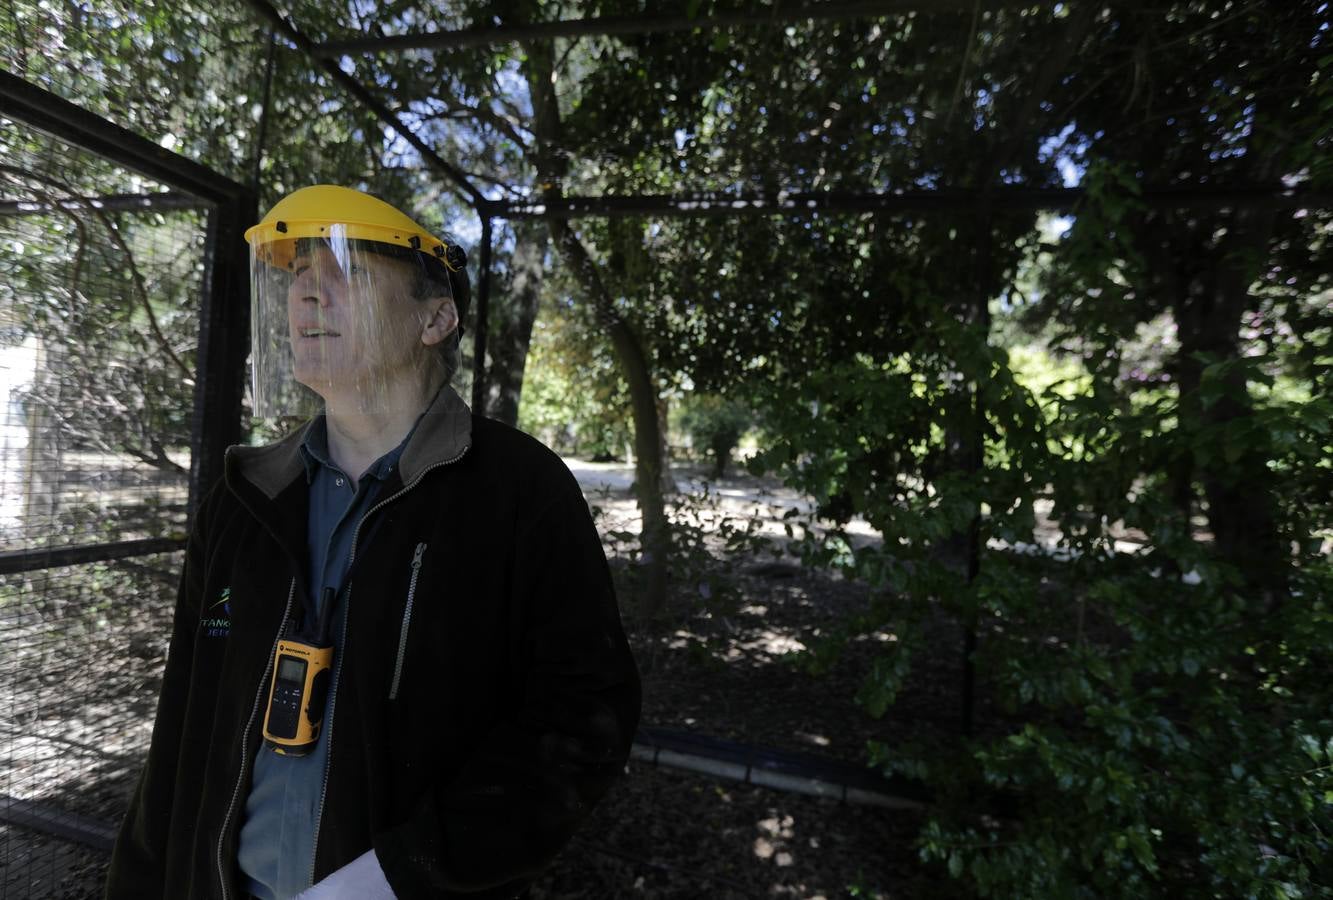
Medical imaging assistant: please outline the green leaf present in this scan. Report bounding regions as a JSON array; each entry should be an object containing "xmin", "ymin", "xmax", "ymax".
[
  {"xmin": 1298, "ymin": 734, "xmax": 1324, "ymax": 764},
  {"xmin": 1126, "ymin": 830, "xmax": 1157, "ymax": 873}
]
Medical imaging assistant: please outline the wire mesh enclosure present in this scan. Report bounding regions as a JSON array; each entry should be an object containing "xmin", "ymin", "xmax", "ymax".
[{"xmin": 0, "ymin": 103, "xmax": 248, "ymax": 897}]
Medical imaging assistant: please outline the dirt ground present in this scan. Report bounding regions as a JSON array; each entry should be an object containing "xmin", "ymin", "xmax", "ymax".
[
  {"xmin": 2, "ymin": 463, "xmax": 969, "ymax": 899},
  {"xmin": 532, "ymin": 767, "xmax": 940, "ymax": 899}
]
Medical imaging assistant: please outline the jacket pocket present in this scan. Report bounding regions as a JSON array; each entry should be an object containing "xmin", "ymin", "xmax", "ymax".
[{"xmin": 388, "ymin": 542, "xmax": 427, "ymax": 700}]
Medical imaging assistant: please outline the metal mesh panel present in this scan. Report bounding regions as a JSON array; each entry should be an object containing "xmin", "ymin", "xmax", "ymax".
[
  {"xmin": 0, "ymin": 122, "xmax": 204, "ymax": 550},
  {"xmin": 1, "ymin": 118, "xmax": 210, "ymax": 898},
  {"xmin": 0, "ymin": 553, "xmax": 180, "ymax": 898}
]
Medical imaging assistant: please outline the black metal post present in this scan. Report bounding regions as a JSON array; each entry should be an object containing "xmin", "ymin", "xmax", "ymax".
[
  {"xmin": 961, "ymin": 209, "xmax": 994, "ymax": 738},
  {"xmin": 189, "ymin": 190, "xmax": 257, "ymax": 526},
  {"xmin": 250, "ymin": 27, "xmax": 278, "ymax": 191},
  {"xmin": 471, "ymin": 213, "xmax": 493, "ymax": 414}
]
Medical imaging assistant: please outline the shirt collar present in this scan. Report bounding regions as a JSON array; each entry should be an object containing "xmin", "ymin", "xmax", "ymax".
[
  {"xmin": 299, "ymin": 414, "xmax": 415, "ymax": 485},
  {"xmin": 228, "ymin": 383, "xmax": 473, "ymax": 501},
  {"xmin": 298, "ymin": 417, "xmax": 331, "ymax": 484}
]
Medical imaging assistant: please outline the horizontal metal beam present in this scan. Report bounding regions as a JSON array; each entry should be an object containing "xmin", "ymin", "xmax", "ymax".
[
  {"xmin": 0, "ymin": 191, "xmax": 203, "ymax": 217},
  {"xmin": 0, "ymin": 537, "xmax": 186, "ymax": 577},
  {"xmin": 0, "ymin": 794, "xmax": 118, "ymax": 852},
  {"xmin": 315, "ymin": 0, "xmax": 1024, "ymax": 56},
  {"xmin": 0, "ymin": 70, "xmax": 247, "ymax": 205},
  {"xmin": 491, "ymin": 186, "xmax": 1332, "ymax": 220}
]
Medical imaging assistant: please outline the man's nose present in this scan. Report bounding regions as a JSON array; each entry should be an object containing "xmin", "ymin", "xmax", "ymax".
[
  {"xmin": 292, "ymin": 268, "xmax": 336, "ymax": 307},
  {"xmin": 301, "ymin": 289, "xmax": 333, "ymax": 308}
]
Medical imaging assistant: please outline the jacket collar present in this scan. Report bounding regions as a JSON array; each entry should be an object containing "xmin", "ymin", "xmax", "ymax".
[{"xmin": 228, "ymin": 383, "xmax": 473, "ymax": 500}]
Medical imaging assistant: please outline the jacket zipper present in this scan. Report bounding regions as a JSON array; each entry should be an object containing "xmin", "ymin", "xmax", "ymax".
[
  {"xmin": 309, "ymin": 446, "xmax": 469, "ymax": 886},
  {"xmin": 388, "ymin": 542, "xmax": 428, "ymax": 701},
  {"xmin": 217, "ymin": 578, "xmax": 296, "ymax": 900}
]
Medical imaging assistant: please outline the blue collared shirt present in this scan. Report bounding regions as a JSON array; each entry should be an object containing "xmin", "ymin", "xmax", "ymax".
[{"xmin": 237, "ymin": 416, "xmax": 413, "ymax": 900}]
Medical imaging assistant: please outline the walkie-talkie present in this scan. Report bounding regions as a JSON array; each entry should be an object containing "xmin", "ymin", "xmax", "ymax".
[{"xmin": 262, "ymin": 587, "xmax": 335, "ymax": 756}]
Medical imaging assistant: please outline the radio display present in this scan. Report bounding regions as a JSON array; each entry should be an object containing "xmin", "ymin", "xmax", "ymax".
[{"xmin": 278, "ymin": 657, "xmax": 305, "ymax": 683}]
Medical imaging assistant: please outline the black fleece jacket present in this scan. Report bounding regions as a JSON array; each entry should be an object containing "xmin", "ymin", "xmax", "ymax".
[{"xmin": 105, "ymin": 386, "xmax": 641, "ymax": 899}]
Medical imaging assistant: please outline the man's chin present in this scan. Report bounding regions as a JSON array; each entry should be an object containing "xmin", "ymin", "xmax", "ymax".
[
  {"xmin": 292, "ymin": 365, "xmax": 350, "ymax": 387},
  {"xmin": 292, "ymin": 370, "xmax": 389, "ymax": 404}
]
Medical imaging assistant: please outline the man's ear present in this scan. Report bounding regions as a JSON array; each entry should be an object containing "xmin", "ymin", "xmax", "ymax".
[{"xmin": 420, "ymin": 296, "xmax": 459, "ymax": 347}]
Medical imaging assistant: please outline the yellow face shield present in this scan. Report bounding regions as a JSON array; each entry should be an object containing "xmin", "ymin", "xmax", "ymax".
[{"xmin": 244, "ymin": 187, "xmax": 461, "ymax": 419}]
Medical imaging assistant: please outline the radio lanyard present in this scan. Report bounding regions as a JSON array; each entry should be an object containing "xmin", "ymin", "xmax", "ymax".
[{"xmin": 261, "ymin": 587, "xmax": 336, "ymax": 756}]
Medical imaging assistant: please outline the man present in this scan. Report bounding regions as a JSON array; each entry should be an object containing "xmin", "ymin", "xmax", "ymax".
[{"xmin": 106, "ymin": 185, "xmax": 641, "ymax": 899}]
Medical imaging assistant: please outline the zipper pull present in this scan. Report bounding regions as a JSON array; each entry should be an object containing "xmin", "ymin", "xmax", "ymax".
[{"xmin": 411, "ymin": 542, "xmax": 426, "ymax": 569}]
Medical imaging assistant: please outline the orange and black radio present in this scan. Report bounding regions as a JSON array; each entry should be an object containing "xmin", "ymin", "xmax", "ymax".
[{"xmin": 263, "ymin": 587, "xmax": 335, "ymax": 756}]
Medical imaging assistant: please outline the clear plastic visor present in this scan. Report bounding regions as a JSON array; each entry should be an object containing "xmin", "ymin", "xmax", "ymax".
[{"xmin": 248, "ymin": 232, "xmax": 454, "ymax": 420}]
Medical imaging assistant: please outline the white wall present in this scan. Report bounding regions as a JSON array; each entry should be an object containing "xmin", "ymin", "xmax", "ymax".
[{"xmin": 0, "ymin": 333, "xmax": 41, "ymax": 532}]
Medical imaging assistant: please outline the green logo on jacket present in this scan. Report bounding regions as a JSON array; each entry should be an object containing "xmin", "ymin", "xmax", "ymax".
[{"xmin": 201, "ymin": 587, "xmax": 231, "ymax": 638}]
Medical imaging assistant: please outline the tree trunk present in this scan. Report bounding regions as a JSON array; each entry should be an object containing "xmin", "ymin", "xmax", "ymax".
[
  {"xmin": 656, "ymin": 393, "xmax": 676, "ymax": 495},
  {"xmin": 1134, "ymin": 212, "xmax": 1201, "ymax": 578},
  {"xmin": 545, "ymin": 218, "xmax": 671, "ymax": 616},
  {"xmin": 484, "ymin": 220, "xmax": 544, "ymax": 428},
  {"xmin": 1152, "ymin": 97, "xmax": 1289, "ymax": 608},
  {"xmin": 522, "ymin": 39, "xmax": 671, "ymax": 617},
  {"xmin": 1172, "ymin": 210, "xmax": 1287, "ymax": 606}
]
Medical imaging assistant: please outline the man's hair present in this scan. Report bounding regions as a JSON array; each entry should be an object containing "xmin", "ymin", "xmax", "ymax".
[{"xmin": 407, "ymin": 254, "xmax": 468, "ymax": 384}]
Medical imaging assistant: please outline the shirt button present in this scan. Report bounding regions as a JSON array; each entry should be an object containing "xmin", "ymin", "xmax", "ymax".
[{"xmin": 335, "ymin": 477, "xmax": 345, "ymax": 487}]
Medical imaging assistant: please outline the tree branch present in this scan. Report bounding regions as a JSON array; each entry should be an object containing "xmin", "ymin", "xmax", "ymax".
[
  {"xmin": 409, "ymin": 99, "xmax": 533, "ymax": 152},
  {"xmin": 947, "ymin": 0, "xmax": 982, "ymax": 123},
  {"xmin": 0, "ymin": 167, "xmax": 91, "ymax": 298}
]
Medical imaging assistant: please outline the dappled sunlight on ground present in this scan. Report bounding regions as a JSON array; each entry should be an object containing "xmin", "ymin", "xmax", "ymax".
[
  {"xmin": 534, "ymin": 766, "xmax": 913, "ymax": 899},
  {"xmin": 753, "ymin": 813, "xmax": 796, "ymax": 866},
  {"xmin": 566, "ymin": 457, "xmax": 1168, "ymax": 571},
  {"xmin": 596, "ymin": 499, "xmax": 970, "ymax": 776},
  {"xmin": 566, "ymin": 458, "xmax": 885, "ymax": 560}
]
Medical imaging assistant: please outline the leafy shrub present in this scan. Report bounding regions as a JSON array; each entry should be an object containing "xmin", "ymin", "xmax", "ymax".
[{"xmin": 752, "ymin": 333, "xmax": 1333, "ymax": 898}]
